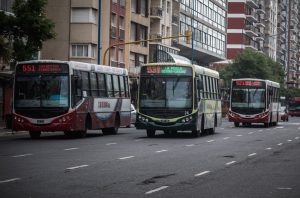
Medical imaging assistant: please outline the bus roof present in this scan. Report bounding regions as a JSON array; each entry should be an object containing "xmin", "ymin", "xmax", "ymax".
[
  {"xmin": 141, "ymin": 62, "xmax": 219, "ymax": 78},
  {"xmin": 232, "ymin": 78, "xmax": 280, "ymax": 88},
  {"xmin": 16, "ymin": 60, "xmax": 128, "ymax": 76}
]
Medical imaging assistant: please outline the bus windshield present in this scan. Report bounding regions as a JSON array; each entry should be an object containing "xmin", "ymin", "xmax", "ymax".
[
  {"xmin": 14, "ymin": 75, "xmax": 69, "ymax": 108},
  {"xmin": 289, "ymin": 100, "xmax": 300, "ymax": 110},
  {"xmin": 231, "ymin": 88, "xmax": 265, "ymax": 108},
  {"xmin": 139, "ymin": 76, "xmax": 192, "ymax": 108}
]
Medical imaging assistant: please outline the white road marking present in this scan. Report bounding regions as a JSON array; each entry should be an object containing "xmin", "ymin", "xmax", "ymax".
[
  {"xmin": 295, "ymin": 137, "xmax": 299, "ymax": 140},
  {"xmin": 207, "ymin": 140, "xmax": 215, "ymax": 143},
  {"xmin": 287, "ymin": 139, "xmax": 292, "ymax": 142},
  {"xmin": 277, "ymin": 143, "xmax": 283, "ymax": 146},
  {"xmin": 12, "ymin": 153, "xmax": 32, "ymax": 158},
  {"xmin": 226, "ymin": 161, "xmax": 236, "ymax": 165},
  {"xmin": 248, "ymin": 132, "xmax": 254, "ymax": 134},
  {"xmin": 185, "ymin": 144, "xmax": 195, "ymax": 147},
  {"xmin": 145, "ymin": 186, "xmax": 169, "ymax": 195},
  {"xmin": 64, "ymin": 148, "xmax": 79, "ymax": 151},
  {"xmin": 195, "ymin": 171, "xmax": 211, "ymax": 177},
  {"xmin": 236, "ymin": 134, "xmax": 243, "ymax": 137},
  {"xmin": 265, "ymin": 147, "xmax": 272, "ymax": 150},
  {"xmin": 119, "ymin": 156, "xmax": 135, "ymax": 160},
  {"xmin": 156, "ymin": 150, "xmax": 168, "ymax": 153},
  {"xmin": 277, "ymin": 187, "xmax": 292, "ymax": 190},
  {"xmin": 106, "ymin": 143, "xmax": 117, "ymax": 146},
  {"xmin": 223, "ymin": 137, "xmax": 230, "ymax": 140},
  {"xmin": 258, "ymin": 130, "xmax": 263, "ymax": 132},
  {"xmin": 220, "ymin": 128, "xmax": 224, "ymax": 130},
  {"xmin": 134, "ymin": 139, "xmax": 142, "ymax": 142},
  {"xmin": 276, "ymin": 126, "xmax": 284, "ymax": 129},
  {"xmin": 266, "ymin": 129, "xmax": 271, "ymax": 131},
  {"xmin": 248, "ymin": 153, "xmax": 257, "ymax": 157},
  {"xmin": 0, "ymin": 178, "xmax": 21, "ymax": 184},
  {"xmin": 66, "ymin": 165, "xmax": 89, "ymax": 170}
]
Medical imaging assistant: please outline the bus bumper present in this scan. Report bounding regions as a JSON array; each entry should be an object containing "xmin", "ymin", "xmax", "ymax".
[
  {"xmin": 135, "ymin": 120, "xmax": 196, "ymax": 131},
  {"xmin": 228, "ymin": 112, "xmax": 269, "ymax": 123}
]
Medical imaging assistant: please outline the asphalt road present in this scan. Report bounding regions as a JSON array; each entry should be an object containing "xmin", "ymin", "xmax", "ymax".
[{"xmin": 0, "ymin": 118, "xmax": 300, "ymax": 198}]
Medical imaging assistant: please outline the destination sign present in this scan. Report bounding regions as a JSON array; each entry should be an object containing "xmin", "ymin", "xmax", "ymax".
[
  {"xmin": 141, "ymin": 66, "xmax": 192, "ymax": 75},
  {"xmin": 16, "ymin": 63, "xmax": 69, "ymax": 74},
  {"xmin": 234, "ymin": 80, "xmax": 263, "ymax": 87}
]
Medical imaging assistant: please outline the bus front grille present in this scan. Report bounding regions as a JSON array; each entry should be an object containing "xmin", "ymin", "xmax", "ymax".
[{"xmin": 140, "ymin": 109, "xmax": 188, "ymax": 119}]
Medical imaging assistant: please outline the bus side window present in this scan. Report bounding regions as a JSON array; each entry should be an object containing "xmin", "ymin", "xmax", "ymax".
[
  {"xmin": 72, "ymin": 70, "xmax": 82, "ymax": 107},
  {"xmin": 124, "ymin": 76, "xmax": 129, "ymax": 97},
  {"xmin": 113, "ymin": 75, "xmax": 120, "ymax": 97},
  {"xmin": 90, "ymin": 72, "xmax": 98, "ymax": 96},
  {"xmin": 97, "ymin": 73, "xmax": 107, "ymax": 97},
  {"xmin": 119, "ymin": 76, "xmax": 125, "ymax": 97},
  {"xmin": 81, "ymin": 71, "xmax": 90, "ymax": 96},
  {"xmin": 106, "ymin": 74, "xmax": 114, "ymax": 97},
  {"xmin": 198, "ymin": 75, "xmax": 204, "ymax": 99}
]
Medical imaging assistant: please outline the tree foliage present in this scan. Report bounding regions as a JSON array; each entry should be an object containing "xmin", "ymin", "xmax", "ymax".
[
  {"xmin": 220, "ymin": 48, "xmax": 285, "ymax": 87},
  {"xmin": 0, "ymin": 0, "xmax": 55, "ymax": 68}
]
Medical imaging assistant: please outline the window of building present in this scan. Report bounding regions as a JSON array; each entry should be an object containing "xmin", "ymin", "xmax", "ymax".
[
  {"xmin": 118, "ymin": 48, "xmax": 124, "ymax": 63},
  {"xmin": 131, "ymin": 0, "xmax": 137, "ymax": 13},
  {"xmin": 71, "ymin": 8, "xmax": 97, "ymax": 23},
  {"xmin": 131, "ymin": 22, "xmax": 137, "ymax": 41},
  {"xmin": 71, "ymin": 44, "xmax": 88, "ymax": 57}
]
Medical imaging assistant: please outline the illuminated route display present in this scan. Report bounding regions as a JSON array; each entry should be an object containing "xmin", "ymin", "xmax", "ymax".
[
  {"xmin": 141, "ymin": 66, "xmax": 192, "ymax": 75},
  {"xmin": 16, "ymin": 63, "xmax": 69, "ymax": 74}
]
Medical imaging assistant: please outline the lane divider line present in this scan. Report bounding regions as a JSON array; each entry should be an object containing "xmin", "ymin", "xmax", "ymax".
[
  {"xmin": 156, "ymin": 150, "xmax": 168, "ymax": 153},
  {"xmin": 64, "ymin": 148, "xmax": 79, "ymax": 151},
  {"xmin": 207, "ymin": 140, "xmax": 215, "ymax": 143},
  {"xmin": 195, "ymin": 171, "xmax": 211, "ymax": 177},
  {"xmin": 145, "ymin": 186, "xmax": 169, "ymax": 195},
  {"xmin": 277, "ymin": 143, "xmax": 283, "ymax": 146},
  {"xmin": 226, "ymin": 161, "xmax": 236, "ymax": 165},
  {"xmin": 223, "ymin": 137, "xmax": 230, "ymax": 140},
  {"xmin": 119, "ymin": 156, "xmax": 135, "ymax": 160},
  {"xmin": 248, "ymin": 153, "xmax": 257, "ymax": 157},
  {"xmin": 0, "ymin": 178, "xmax": 21, "ymax": 184},
  {"xmin": 66, "ymin": 165, "xmax": 89, "ymax": 170},
  {"xmin": 185, "ymin": 144, "xmax": 195, "ymax": 147},
  {"xmin": 265, "ymin": 147, "xmax": 272, "ymax": 150},
  {"xmin": 12, "ymin": 153, "xmax": 32, "ymax": 158},
  {"xmin": 106, "ymin": 143, "xmax": 117, "ymax": 146}
]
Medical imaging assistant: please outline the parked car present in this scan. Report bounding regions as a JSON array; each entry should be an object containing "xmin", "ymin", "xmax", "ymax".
[
  {"xmin": 280, "ymin": 106, "xmax": 289, "ymax": 122},
  {"xmin": 127, "ymin": 104, "xmax": 136, "ymax": 128}
]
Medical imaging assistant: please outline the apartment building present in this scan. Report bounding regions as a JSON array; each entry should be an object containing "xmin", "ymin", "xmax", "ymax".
[
  {"xmin": 264, "ymin": 0, "xmax": 277, "ymax": 61},
  {"xmin": 175, "ymin": 0, "xmax": 227, "ymax": 65},
  {"xmin": 148, "ymin": 0, "xmax": 180, "ymax": 63},
  {"xmin": 227, "ymin": 0, "xmax": 264, "ymax": 59}
]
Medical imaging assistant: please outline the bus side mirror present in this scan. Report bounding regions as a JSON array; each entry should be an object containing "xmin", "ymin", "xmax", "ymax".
[{"xmin": 82, "ymin": 91, "xmax": 87, "ymax": 98}]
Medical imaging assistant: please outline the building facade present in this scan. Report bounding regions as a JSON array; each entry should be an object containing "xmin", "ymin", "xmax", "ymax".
[{"xmin": 175, "ymin": 0, "xmax": 227, "ymax": 65}]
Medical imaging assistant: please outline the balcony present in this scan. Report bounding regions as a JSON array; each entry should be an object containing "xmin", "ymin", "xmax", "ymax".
[
  {"xmin": 246, "ymin": 0, "xmax": 259, "ymax": 9},
  {"xmin": 255, "ymin": 32, "xmax": 264, "ymax": 41},
  {"xmin": 256, "ymin": 4, "xmax": 265, "ymax": 14},
  {"xmin": 255, "ymin": 19, "xmax": 265, "ymax": 28},
  {"xmin": 245, "ymin": 38, "xmax": 258, "ymax": 50},
  {"xmin": 277, "ymin": 23, "xmax": 284, "ymax": 32},
  {"xmin": 150, "ymin": 7, "xmax": 163, "ymax": 19},
  {"xmin": 149, "ymin": 34, "xmax": 162, "ymax": 42},
  {"xmin": 246, "ymin": 12, "xmax": 258, "ymax": 23},
  {"xmin": 245, "ymin": 24, "xmax": 258, "ymax": 37}
]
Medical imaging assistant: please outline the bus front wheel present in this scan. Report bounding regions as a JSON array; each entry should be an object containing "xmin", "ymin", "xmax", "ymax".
[
  {"xmin": 29, "ymin": 131, "xmax": 41, "ymax": 139},
  {"xmin": 234, "ymin": 122, "xmax": 239, "ymax": 127},
  {"xmin": 192, "ymin": 130, "xmax": 200, "ymax": 137},
  {"xmin": 146, "ymin": 129, "xmax": 155, "ymax": 137}
]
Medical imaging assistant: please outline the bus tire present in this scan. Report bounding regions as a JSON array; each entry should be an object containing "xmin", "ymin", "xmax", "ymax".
[
  {"xmin": 264, "ymin": 122, "xmax": 269, "ymax": 128},
  {"xmin": 146, "ymin": 129, "xmax": 155, "ymax": 137},
  {"xmin": 209, "ymin": 126, "xmax": 215, "ymax": 135},
  {"xmin": 111, "ymin": 115, "xmax": 120, "ymax": 134},
  {"xmin": 29, "ymin": 131, "xmax": 41, "ymax": 139},
  {"xmin": 192, "ymin": 130, "xmax": 200, "ymax": 137},
  {"xmin": 234, "ymin": 122, "xmax": 239, "ymax": 127}
]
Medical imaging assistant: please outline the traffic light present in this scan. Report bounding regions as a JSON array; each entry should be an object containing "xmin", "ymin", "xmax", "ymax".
[{"xmin": 185, "ymin": 30, "xmax": 192, "ymax": 44}]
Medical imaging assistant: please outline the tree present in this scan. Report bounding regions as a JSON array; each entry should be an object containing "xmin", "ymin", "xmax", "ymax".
[
  {"xmin": 0, "ymin": 0, "xmax": 55, "ymax": 68},
  {"xmin": 220, "ymin": 48, "xmax": 285, "ymax": 87}
]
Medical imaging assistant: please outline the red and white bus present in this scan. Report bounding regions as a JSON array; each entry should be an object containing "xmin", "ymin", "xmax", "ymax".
[
  {"xmin": 288, "ymin": 97, "xmax": 300, "ymax": 116},
  {"xmin": 228, "ymin": 78, "xmax": 280, "ymax": 127},
  {"xmin": 12, "ymin": 60, "xmax": 131, "ymax": 138}
]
